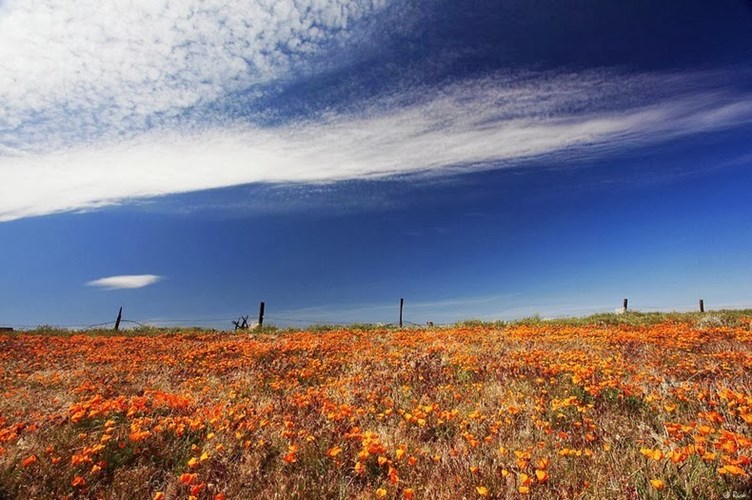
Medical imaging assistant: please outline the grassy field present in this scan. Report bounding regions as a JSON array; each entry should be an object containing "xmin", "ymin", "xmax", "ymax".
[{"xmin": 0, "ymin": 311, "xmax": 750, "ymax": 498}]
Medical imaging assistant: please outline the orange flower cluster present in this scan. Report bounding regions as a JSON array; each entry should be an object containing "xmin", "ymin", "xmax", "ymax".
[{"xmin": 0, "ymin": 318, "xmax": 750, "ymax": 498}]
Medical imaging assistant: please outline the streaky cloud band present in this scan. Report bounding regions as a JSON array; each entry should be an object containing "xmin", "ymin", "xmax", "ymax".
[{"xmin": 1, "ymin": 70, "xmax": 751, "ymax": 222}]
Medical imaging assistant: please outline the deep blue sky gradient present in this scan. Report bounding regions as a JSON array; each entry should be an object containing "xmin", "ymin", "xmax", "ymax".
[
  {"xmin": 1, "ymin": 0, "xmax": 751, "ymax": 328},
  {"xmin": 2, "ymin": 129, "xmax": 750, "ymax": 328}
]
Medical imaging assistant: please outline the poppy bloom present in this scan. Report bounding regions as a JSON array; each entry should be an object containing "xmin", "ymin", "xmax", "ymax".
[
  {"xmin": 180, "ymin": 473, "xmax": 197, "ymax": 485},
  {"xmin": 649, "ymin": 479, "xmax": 665, "ymax": 490}
]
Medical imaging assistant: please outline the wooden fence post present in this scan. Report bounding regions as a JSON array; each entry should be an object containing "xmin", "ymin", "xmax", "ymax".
[
  {"xmin": 258, "ymin": 302, "xmax": 265, "ymax": 328},
  {"xmin": 399, "ymin": 298, "xmax": 404, "ymax": 328},
  {"xmin": 623, "ymin": 298, "xmax": 628, "ymax": 313},
  {"xmin": 114, "ymin": 306, "xmax": 122, "ymax": 331},
  {"xmin": 699, "ymin": 299, "xmax": 704, "ymax": 313}
]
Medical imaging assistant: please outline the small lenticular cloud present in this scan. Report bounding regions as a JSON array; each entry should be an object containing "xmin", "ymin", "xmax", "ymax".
[{"xmin": 86, "ymin": 275, "xmax": 162, "ymax": 290}]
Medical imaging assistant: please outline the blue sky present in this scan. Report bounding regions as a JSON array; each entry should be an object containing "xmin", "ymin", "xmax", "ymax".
[{"xmin": 1, "ymin": 0, "xmax": 751, "ymax": 328}]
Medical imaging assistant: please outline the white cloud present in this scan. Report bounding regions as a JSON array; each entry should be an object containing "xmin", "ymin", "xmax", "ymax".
[
  {"xmin": 0, "ymin": 0, "xmax": 389, "ymax": 149},
  {"xmin": 1, "ymin": 71, "xmax": 752, "ymax": 221},
  {"xmin": 1, "ymin": 1, "xmax": 750, "ymax": 222},
  {"xmin": 86, "ymin": 274, "xmax": 163, "ymax": 289}
]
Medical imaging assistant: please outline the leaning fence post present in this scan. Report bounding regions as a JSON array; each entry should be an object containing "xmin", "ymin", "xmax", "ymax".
[
  {"xmin": 399, "ymin": 298, "xmax": 404, "ymax": 328},
  {"xmin": 114, "ymin": 306, "xmax": 122, "ymax": 331},
  {"xmin": 258, "ymin": 302, "xmax": 265, "ymax": 328}
]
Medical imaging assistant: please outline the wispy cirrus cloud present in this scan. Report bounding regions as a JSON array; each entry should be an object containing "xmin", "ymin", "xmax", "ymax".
[
  {"xmin": 86, "ymin": 274, "xmax": 163, "ymax": 290},
  {"xmin": 1, "ymin": 0, "xmax": 751, "ymax": 223},
  {"xmin": 2, "ymin": 70, "xmax": 752, "ymax": 222}
]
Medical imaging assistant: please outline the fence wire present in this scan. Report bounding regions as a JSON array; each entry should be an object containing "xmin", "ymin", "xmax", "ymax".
[{"xmin": 5, "ymin": 300, "xmax": 741, "ymax": 332}]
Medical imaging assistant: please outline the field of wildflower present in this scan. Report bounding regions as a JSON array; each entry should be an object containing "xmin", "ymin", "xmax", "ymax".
[{"xmin": 0, "ymin": 312, "xmax": 750, "ymax": 499}]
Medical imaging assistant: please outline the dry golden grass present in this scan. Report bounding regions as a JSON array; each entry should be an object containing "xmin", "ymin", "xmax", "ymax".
[{"xmin": 1, "ymin": 314, "xmax": 751, "ymax": 499}]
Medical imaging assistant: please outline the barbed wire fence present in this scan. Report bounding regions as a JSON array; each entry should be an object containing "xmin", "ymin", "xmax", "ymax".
[
  {"xmin": 0, "ymin": 317, "xmax": 411, "ymax": 332},
  {"xmin": 0, "ymin": 297, "xmax": 742, "ymax": 333},
  {"xmin": 0, "ymin": 297, "xmax": 428, "ymax": 332}
]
